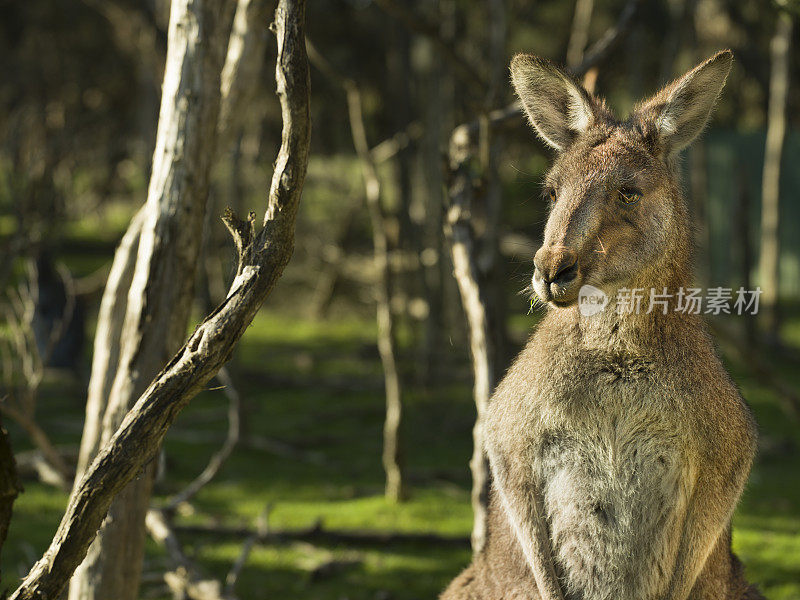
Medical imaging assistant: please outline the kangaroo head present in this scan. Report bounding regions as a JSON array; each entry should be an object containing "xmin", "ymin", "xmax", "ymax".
[{"xmin": 512, "ymin": 51, "xmax": 732, "ymax": 307}]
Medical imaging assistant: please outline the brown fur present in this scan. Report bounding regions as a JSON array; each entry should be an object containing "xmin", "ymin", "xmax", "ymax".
[{"xmin": 442, "ymin": 51, "xmax": 763, "ymax": 600}]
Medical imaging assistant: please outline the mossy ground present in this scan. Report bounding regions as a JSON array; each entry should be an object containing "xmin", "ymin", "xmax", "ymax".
[
  {"xmin": 1, "ymin": 154, "xmax": 798, "ymax": 599},
  {"xmin": 3, "ymin": 306, "xmax": 799, "ymax": 599}
]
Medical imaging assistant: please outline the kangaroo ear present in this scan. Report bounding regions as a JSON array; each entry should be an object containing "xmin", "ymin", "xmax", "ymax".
[
  {"xmin": 635, "ymin": 50, "xmax": 733, "ymax": 155},
  {"xmin": 510, "ymin": 54, "xmax": 597, "ymax": 151}
]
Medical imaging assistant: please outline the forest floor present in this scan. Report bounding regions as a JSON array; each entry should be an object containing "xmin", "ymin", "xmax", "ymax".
[
  {"xmin": 1, "ymin": 203, "xmax": 799, "ymax": 599},
  {"xmin": 3, "ymin": 306, "xmax": 800, "ymax": 599}
]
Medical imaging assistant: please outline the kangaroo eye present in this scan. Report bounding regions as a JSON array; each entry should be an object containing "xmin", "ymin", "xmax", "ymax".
[
  {"xmin": 618, "ymin": 188, "xmax": 642, "ymax": 205},
  {"xmin": 545, "ymin": 188, "xmax": 557, "ymax": 203}
]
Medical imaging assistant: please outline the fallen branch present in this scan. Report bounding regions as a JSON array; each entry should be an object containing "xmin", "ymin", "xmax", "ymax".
[
  {"xmin": 146, "ymin": 509, "xmax": 235, "ymax": 600},
  {"xmin": 174, "ymin": 521, "xmax": 471, "ymax": 548},
  {"xmin": 8, "ymin": 1, "xmax": 310, "ymax": 597}
]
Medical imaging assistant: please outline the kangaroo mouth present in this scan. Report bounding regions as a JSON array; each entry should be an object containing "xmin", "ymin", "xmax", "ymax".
[
  {"xmin": 551, "ymin": 296, "xmax": 578, "ymax": 307},
  {"xmin": 533, "ymin": 273, "xmax": 582, "ymax": 307}
]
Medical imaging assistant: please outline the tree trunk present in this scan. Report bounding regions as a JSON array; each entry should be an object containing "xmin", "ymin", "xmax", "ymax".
[
  {"xmin": 413, "ymin": 14, "xmax": 447, "ymax": 383},
  {"xmin": 346, "ymin": 87, "xmax": 405, "ymax": 504},
  {"xmin": 758, "ymin": 8, "xmax": 793, "ymax": 343},
  {"xmin": 218, "ymin": 0, "xmax": 272, "ymax": 146},
  {"xmin": 386, "ymin": 19, "xmax": 414, "ymax": 252},
  {"xmin": 566, "ymin": 0, "xmax": 594, "ymax": 68},
  {"xmin": 10, "ymin": 0, "xmax": 310, "ymax": 596},
  {"xmin": 69, "ymin": 0, "xmax": 235, "ymax": 598},
  {"xmin": 446, "ymin": 125, "xmax": 494, "ymax": 554},
  {"xmin": 480, "ymin": 0, "xmax": 508, "ymax": 377},
  {"xmin": 76, "ymin": 208, "xmax": 145, "ymax": 478},
  {"xmin": 0, "ymin": 415, "xmax": 21, "ymax": 584},
  {"xmin": 734, "ymin": 159, "xmax": 756, "ymax": 347}
]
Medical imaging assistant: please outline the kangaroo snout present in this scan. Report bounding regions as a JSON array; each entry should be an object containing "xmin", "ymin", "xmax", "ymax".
[{"xmin": 533, "ymin": 246, "xmax": 579, "ymax": 303}]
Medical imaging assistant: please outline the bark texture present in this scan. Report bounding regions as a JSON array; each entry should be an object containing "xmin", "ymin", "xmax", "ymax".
[
  {"xmin": 76, "ymin": 207, "xmax": 145, "ymax": 478},
  {"xmin": 69, "ymin": 0, "xmax": 236, "ymax": 598},
  {"xmin": 9, "ymin": 0, "xmax": 309, "ymax": 597},
  {"xmin": 446, "ymin": 125, "xmax": 494, "ymax": 554},
  {"xmin": 758, "ymin": 8, "xmax": 793, "ymax": 341},
  {"xmin": 218, "ymin": 0, "xmax": 272, "ymax": 144}
]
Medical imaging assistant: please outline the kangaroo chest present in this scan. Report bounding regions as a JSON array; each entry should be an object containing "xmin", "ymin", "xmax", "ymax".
[{"xmin": 534, "ymin": 372, "xmax": 690, "ymax": 600}]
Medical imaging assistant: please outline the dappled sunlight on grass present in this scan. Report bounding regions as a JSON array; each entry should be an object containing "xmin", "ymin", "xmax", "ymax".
[{"xmin": 2, "ymin": 306, "xmax": 799, "ymax": 598}]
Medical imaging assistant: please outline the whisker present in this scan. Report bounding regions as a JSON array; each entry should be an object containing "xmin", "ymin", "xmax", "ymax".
[
  {"xmin": 508, "ymin": 162, "xmax": 537, "ymax": 177},
  {"xmin": 594, "ymin": 235, "xmax": 607, "ymax": 254}
]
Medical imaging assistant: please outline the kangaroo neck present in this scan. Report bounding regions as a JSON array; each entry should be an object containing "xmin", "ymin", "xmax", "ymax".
[{"xmin": 547, "ymin": 256, "xmax": 696, "ymax": 356}]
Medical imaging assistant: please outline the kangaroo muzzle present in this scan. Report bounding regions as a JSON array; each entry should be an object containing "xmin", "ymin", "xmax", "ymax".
[{"xmin": 533, "ymin": 245, "xmax": 580, "ymax": 304}]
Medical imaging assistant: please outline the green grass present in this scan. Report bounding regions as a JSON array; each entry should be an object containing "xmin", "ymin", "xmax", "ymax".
[
  {"xmin": 1, "ymin": 309, "xmax": 479, "ymax": 599},
  {"xmin": 1, "ymin": 152, "xmax": 798, "ymax": 597},
  {"xmin": 3, "ymin": 307, "xmax": 799, "ymax": 599}
]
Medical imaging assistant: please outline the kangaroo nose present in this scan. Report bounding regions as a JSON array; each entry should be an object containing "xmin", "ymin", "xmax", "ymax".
[{"xmin": 534, "ymin": 247, "xmax": 579, "ymax": 285}]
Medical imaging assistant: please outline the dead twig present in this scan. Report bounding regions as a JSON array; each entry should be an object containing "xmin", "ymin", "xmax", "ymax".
[
  {"xmin": 146, "ymin": 509, "xmax": 237, "ymax": 600},
  {"xmin": 223, "ymin": 505, "xmax": 270, "ymax": 596},
  {"xmin": 164, "ymin": 366, "xmax": 242, "ymax": 513},
  {"xmin": 0, "ymin": 263, "xmax": 74, "ymax": 485},
  {"xmin": 8, "ymin": 1, "xmax": 310, "ymax": 597}
]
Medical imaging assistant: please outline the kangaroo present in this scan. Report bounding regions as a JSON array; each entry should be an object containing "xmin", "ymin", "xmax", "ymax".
[{"xmin": 442, "ymin": 51, "xmax": 763, "ymax": 600}]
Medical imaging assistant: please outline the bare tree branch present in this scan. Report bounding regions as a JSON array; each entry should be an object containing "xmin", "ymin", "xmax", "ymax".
[
  {"xmin": 566, "ymin": 0, "xmax": 595, "ymax": 68},
  {"xmin": 0, "ymin": 402, "xmax": 71, "ymax": 489},
  {"xmin": 372, "ymin": 0, "xmax": 486, "ymax": 91},
  {"xmin": 445, "ymin": 125, "xmax": 494, "ymax": 555},
  {"xmin": 218, "ymin": 0, "xmax": 273, "ymax": 144},
  {"xmin": 70, "ymin": 0, "xmax": 239, "ymax": 591},
  {"xmin": 0, "ymin": 263, "xmax": 75, "ymax": 486},
  {"xmin": 8, "ymin": 0, "xmax": 310, "ymax": 597},
  {"xmin": 78, "ymin": 207, "xmax": 146, "ymax": 478},
  {"xmin": 461, "ymin": 0, "xmax": 642, "ymax": 136},
  {"xmin": 306, "ymin": 39, "xmax": 406, "ymax": 502},
  {"xmin": 370, "ymin": 121, "xmax": 424, "ymax": 164}
]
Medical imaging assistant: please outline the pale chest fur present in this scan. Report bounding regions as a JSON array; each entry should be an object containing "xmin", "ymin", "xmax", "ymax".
[{"xmin": 529, "ymin": 352, "xmax": 695, "ymax": 600}]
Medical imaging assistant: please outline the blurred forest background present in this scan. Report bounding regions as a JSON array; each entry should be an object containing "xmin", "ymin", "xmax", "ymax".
[{"xmin": 1, "ymin": 0, "xmax": 799, "ymax": 598}]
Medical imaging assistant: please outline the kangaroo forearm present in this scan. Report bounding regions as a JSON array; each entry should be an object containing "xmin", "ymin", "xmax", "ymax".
[
  {"xmin": 665, "ymin": 525, "xmax": 725, "ymax": 600},
  {"xmin": 490, "ymin": 457, "xmax": 565, "ymax": 600},
  {"xmin": 665, "ymin": 478, "xmax": 746, "ymax": 600}
]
